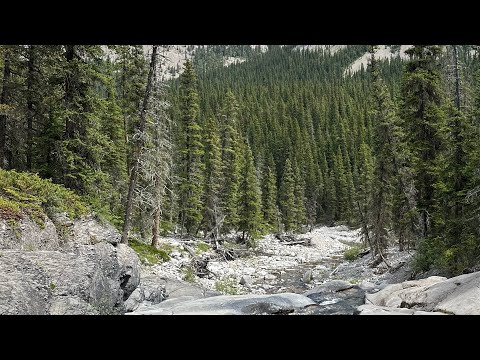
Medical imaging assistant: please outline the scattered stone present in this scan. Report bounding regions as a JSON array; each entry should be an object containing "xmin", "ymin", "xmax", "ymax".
[
  {"xmin": 239, "ymin": 275, "xmax": 253, "ymax": 286},
  {"xmin": 302, "ymin": 270, "xmax": 313, "ymax": 283},
  {"xmin": 264, "ymin": 273, "xmax": 276, "ymax": 281}
]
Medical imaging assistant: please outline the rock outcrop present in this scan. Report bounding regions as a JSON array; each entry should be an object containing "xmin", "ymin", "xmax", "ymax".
[
  {"xmin": 130, "ymin": 293, "xmax": 317, "ymax": 315},
  {"xmin": 0, "ymin": 212, "xmax": 141, "ymax": 315},
  {"xmin": 359, "ymin": 271, "xmax": 480, "ymax": 315},
  {"xmin": 0, "ymin": 213, "xmax": 122, "ymax": 252},
  {"xmin": 0, "ymin": 216, "xmax": 61, "ymax": 251}
]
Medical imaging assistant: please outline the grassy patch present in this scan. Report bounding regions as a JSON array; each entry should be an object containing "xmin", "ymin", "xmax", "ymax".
[
  {"xmin": 214, "ymin": 276, "xmax": 239, "ymax": 295},
  {"xmin": 182, "ymin": 266, "xmax": 196, "ymax": 283},
  {"xmin": 157, "ymin": 242, "xmax": 176, "ymax": 255},
  {"xmin": 49, "ymin": 282, "xmax": 56, "ymax": 290},
  {"xmin": 129, "ymin": 239, "xmax": 170, "ymax": 265},
  {"xmin": 344, "ymin": 245, "xmax": 362, "ymax": 261}
]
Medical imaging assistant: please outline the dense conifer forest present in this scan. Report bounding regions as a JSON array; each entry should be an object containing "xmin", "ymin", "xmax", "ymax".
[{"xmin": 1, "ymin": 45, "xmax": 480, "ymax": 277}]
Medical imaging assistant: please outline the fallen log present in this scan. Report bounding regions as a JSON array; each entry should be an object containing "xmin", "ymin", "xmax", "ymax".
[
  {"xmin": 358, "ymin": 248, "xmax": 370, "ymax": 258},
  {"xmin": 282, "ymin": 239, "xmax": 312, "ymax": 246}
]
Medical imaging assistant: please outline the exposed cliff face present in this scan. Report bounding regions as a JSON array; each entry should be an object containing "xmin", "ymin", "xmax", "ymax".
[{"xmin": 0, "ymin": 212, "xmax": 140, "ymax": 315}]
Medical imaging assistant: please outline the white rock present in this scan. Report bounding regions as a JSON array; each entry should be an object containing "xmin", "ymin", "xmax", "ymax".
[{"xmin": 243, "ymin": 267, "xmax": 256, "ymax": 275}]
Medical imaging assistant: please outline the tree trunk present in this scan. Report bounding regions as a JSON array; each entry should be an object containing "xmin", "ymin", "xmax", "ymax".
[
  {"xmin": 0, "ymin": 48, "xmax": 11, "ymax": 169},
  {"xmin": 152, "ymin": 207, "xmax": 160, "ymax": 247},
  {"xmin": 26, "ymin": 45, "xmax": 35, "ymax": 170},
  {"xmin": 121, "ymin": 45, "xmax": 158, "ymax": 245},
  {"xmin": 64, "ymin": 45, "xmax": 75, "ymax": 140}
]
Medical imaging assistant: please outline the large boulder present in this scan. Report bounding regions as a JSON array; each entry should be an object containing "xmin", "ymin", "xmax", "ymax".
[
  {"xmin": 116, "ymin": 244, "xmax": 141, "ymax": 299},
  {"xmin": 72, "ymin": 214, "xmax": 121, "ymax": 246},
  {"xmin": 364, "ymin": 271, "xmax": 480, "ymax": 314},
  {"xmin": 0, "ymin": 241, "xmax": 142, "ymax": 315},
  {"xmin": 124, "ymin": 276, "xmax": 168, "ymax": 312},
  {"xmin": 126, "ymin": 277, "xmax": 220, "ymax": 313},
  {"xmin": 129, "ymin": 293, "xmax": 317, "ymax": 315},
  {"xmin": 0, "ymin": 247, "xmax": 119, "ymax": 314}
]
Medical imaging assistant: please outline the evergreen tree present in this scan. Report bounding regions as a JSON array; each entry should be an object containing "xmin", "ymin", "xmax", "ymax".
[
  {"xmin": 400, "ymin": 45, "xmax": 446, "ymax": 239},
  {"xmin": 293, "ymin": 159, "xmax": 307, "ymax": 229},
  {"xmin": 426, "ymin": 106, "xmax": 474, "ymax": 274},
  {"xmin": 219, "ymin": 90, "xmax": 241, "ymax": 232},
  {"xmin": 262, "ymin": 156, "xmax": 279, "ymax": 233},
  {"xmin": 202, "ymin": 116, "xmax": 223, "ymax": 239},
  {"xmin": 367, "ymin": 46, "xmax": 399, "ymax": 255},
  {"xmin": 177, "ymin": 60, "xmax": 204, "ymax": 235},
  {"xmin": 279, "ymin": 158, "xmax": 296, "ymax": 232},
  {"xmin": 333, "ymin": 148, "xmax": 348, "ymax": 220},
  {"xmin": 237, "ymin": 141, "xmax": 263, "ymax": 246}
]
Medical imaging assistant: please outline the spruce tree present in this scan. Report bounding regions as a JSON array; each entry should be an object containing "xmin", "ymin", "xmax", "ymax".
[
  {"xmin": 279, "ymin": 158, "xmax": 296, "ymax": 232},
  {"xmin": 262, "ymin": 156, "xmax": 279, "ymax": 233},
  {"xmin": 293, "ymin": 160, "xmax": 307, "ymax": 229},
  {"xmin": 219, "ymin": 90, "xmax": 241, "ymax": 232},
  {"xmin": 177, "ymin": 60, "xmax": 204, "ymax": 235},
  {"xmin": 202, "ymin": 116, "xmax": 223, "ymax": 239},
  {"xmin": 367, "ymin": 46, "xmax": 400, "ymax": 255},
  {"xmin": 237, "ymin": 141, "xmax": 263, "ymax": 246},
  {"xmin": 333, "ymin": 148, "xmax": 348, "ymax": 220},
  {"xmin": 400, "ymin": 45, "xmax": 446, "ymax": 239}
]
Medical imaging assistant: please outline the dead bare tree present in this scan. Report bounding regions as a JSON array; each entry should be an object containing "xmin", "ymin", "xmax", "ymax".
[
  {"xmin": 121, "ymin": 45, "xmax": 159, "ymax": 244},
  {"xmin": 134, "ymin": 47, "xmax": 173, "ymax": 247}
]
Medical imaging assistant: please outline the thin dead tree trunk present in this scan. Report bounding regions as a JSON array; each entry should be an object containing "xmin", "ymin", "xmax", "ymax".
[
  {"xmin": 121, "ymin": 45, "xmax": 158, "ymax": 245},
  {"xmin": 152, "ymin": 205, "xmax": 161, "ymax": 247},
  {"xmin": 0, "ymin": 48, "xmax": 11, "ymax": 169},
  {"xmin": 26, "ymin": 45, "xmax": 35, "ymax": 170}
]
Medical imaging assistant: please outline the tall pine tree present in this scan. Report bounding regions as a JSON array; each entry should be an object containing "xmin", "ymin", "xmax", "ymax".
[{"xmin": 177, "ymin": 60, "xmax": 204, "ymax": 235}]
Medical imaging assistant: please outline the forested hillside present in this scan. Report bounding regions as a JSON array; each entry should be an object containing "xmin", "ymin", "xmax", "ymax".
[{"xmin": 1, "ymin": 45, "xmax": 480, "ymax": 277}]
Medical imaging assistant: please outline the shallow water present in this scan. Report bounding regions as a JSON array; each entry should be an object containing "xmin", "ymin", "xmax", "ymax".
[{"xmin": 254, "ymin": 254, "xmax": 345, "ymax": 294}]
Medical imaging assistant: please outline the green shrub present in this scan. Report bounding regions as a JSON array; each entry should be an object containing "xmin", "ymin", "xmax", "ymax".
[
  {"xmin": 195, "ymin": 241, "xmax": 210, "ymax": 254},
  {"xmin": 344, "ymin": 246, "xmax": 362, "ymax": 261},
  {"xmin": 182, "ymin": 266, "xmax": 196, "ymax": 283},
  {"xmin": 158, "ymin": 242, "xmax": 176, "ymax": 255},
  {"xmin": 0, "ymin": 169, "xmax": 89, "ymax": 222},
  {"xmin": 160, "ymin": 220, "xmax": 175, "ymax": 236},
  {"xmin": 129, "ymin": 239, "xmax": 170, "ymax": 265},
  {"xmin": 214, "ymin": 276, "xmax": 239, "ymax": 295},
  {"xmin": 413, "ymin": 235, "xmax": 480, "ymax": 276},
  {"xmin": 0, "ymin": 197, "xmax": 22, "ymax": 220}
]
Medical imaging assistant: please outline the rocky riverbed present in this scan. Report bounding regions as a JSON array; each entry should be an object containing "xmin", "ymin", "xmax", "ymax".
[
  {"xmin": 130, "ymin": 225, "xmax": 416, "ymax": 314},
  {"xmin": 3, "ymin": 210, "xmax": 479, "ymax": 315},
  {"xmin": 141, "ymin": 226, "xmax": 362, "ymax": 297}
]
